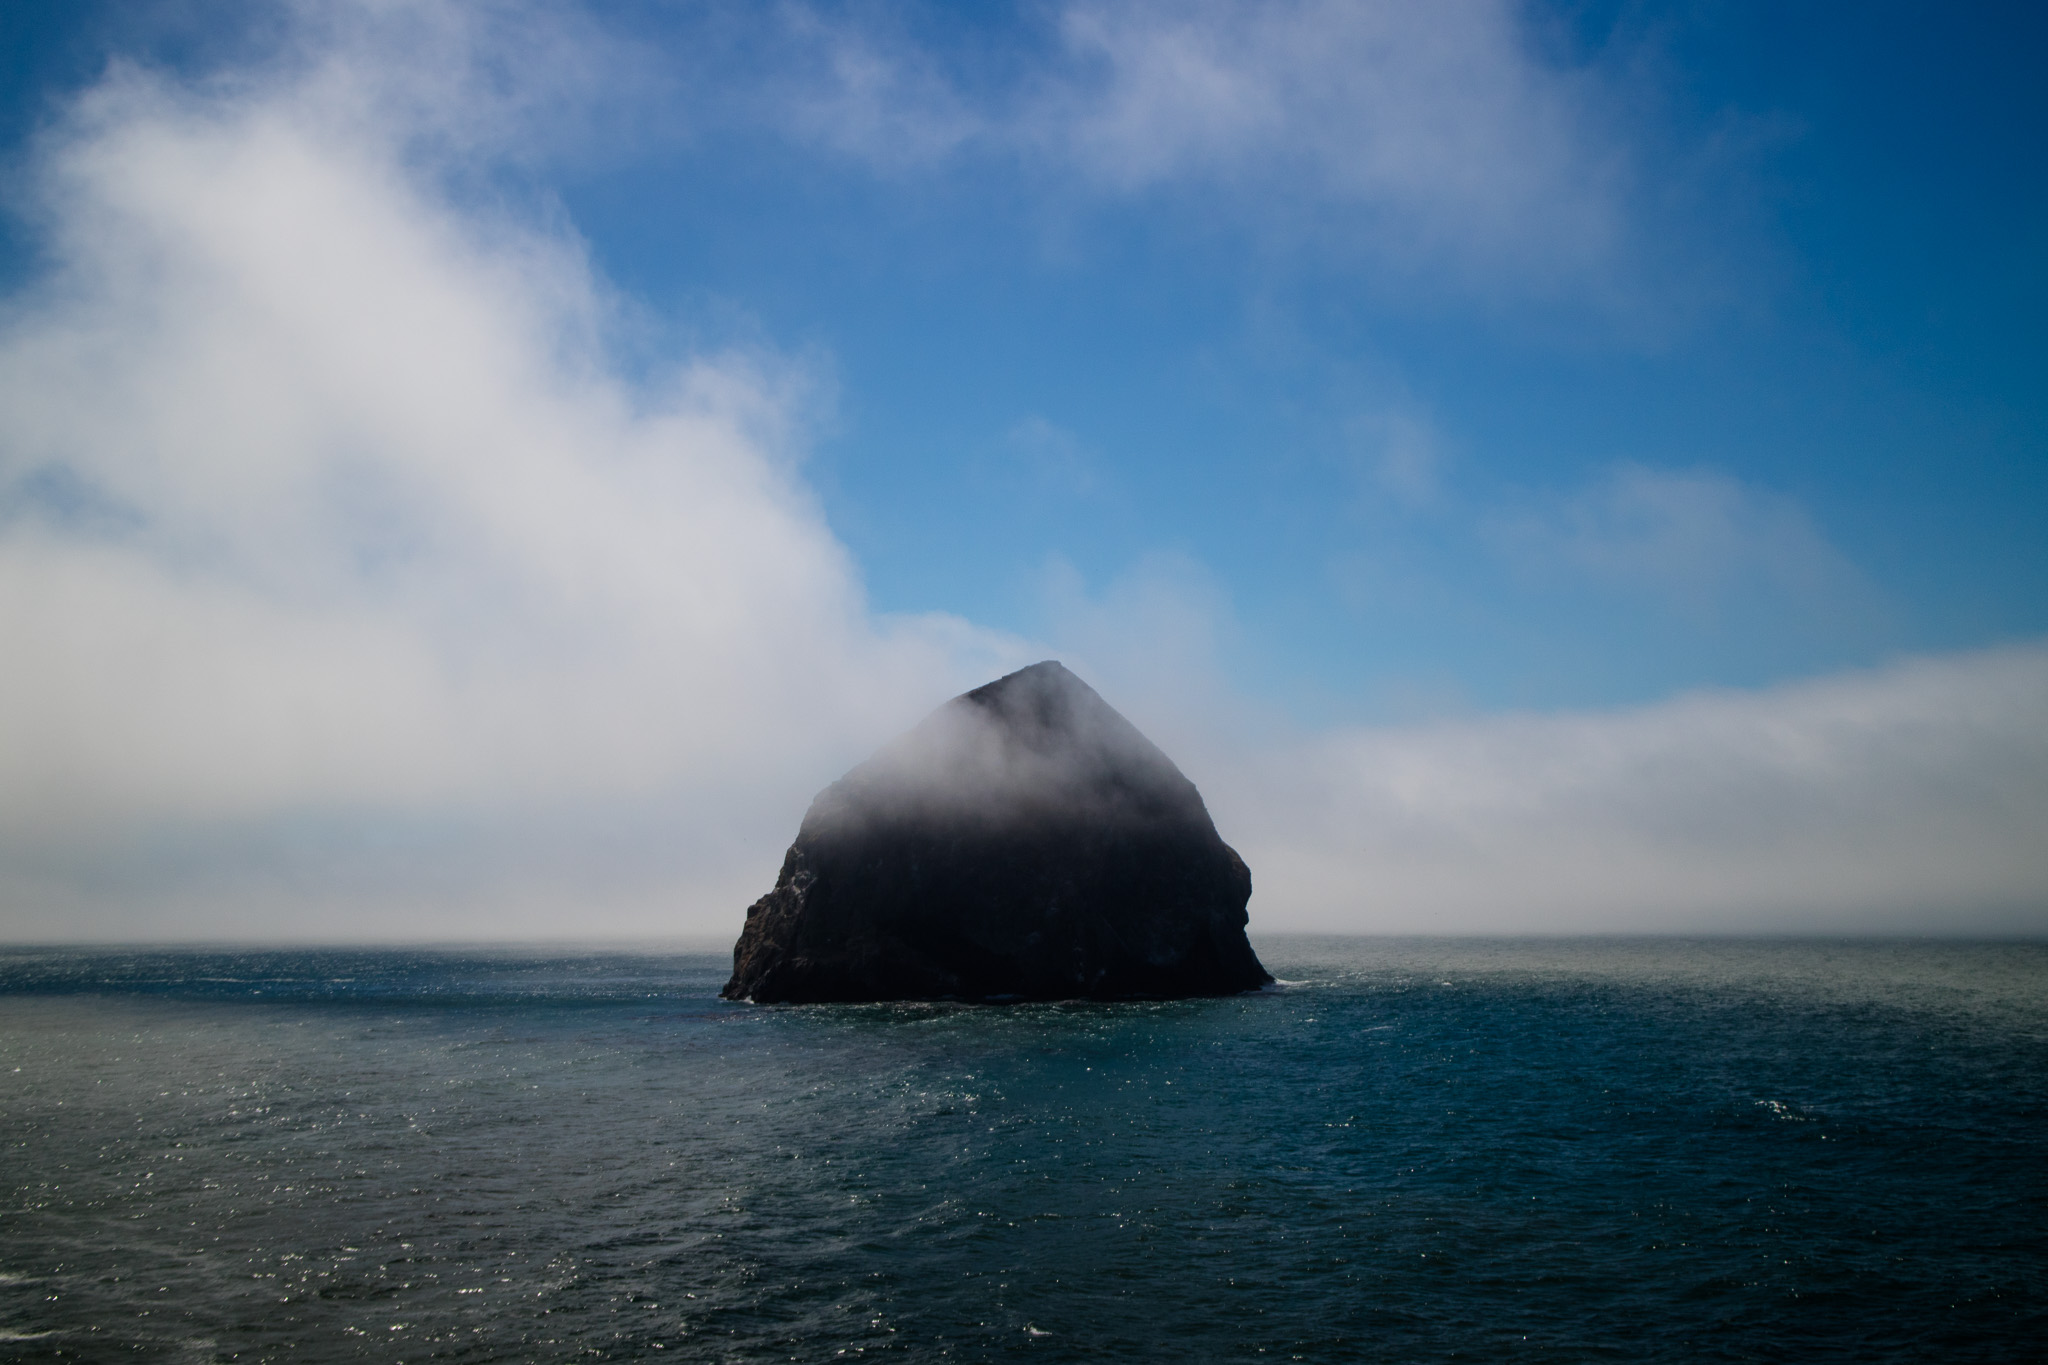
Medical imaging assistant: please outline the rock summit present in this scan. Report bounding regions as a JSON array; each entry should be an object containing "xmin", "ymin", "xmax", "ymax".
[{"xmin": 722, "ymin": 661, "xmax": 1271, "ymax": 1003}]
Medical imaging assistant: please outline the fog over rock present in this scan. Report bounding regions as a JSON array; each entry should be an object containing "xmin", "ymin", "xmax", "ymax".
[{"xmin": 723, "ymin": 662, "xmax": 1271, "ymax": 1002}]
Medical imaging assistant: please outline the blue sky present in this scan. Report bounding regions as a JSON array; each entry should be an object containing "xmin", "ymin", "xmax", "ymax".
[
  {"xmin": 0, "ymin": 1, "xmax": 2042, "ymax": 938},
  {"xmin": 543, "ymin": 0, "xmax": 2048, "ymax": 715}
]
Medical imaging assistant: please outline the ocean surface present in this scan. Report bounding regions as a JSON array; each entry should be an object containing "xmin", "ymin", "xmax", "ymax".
[{"xmin": 0, "ymin": 938, "xmax": 2042, "ymax": 1362}]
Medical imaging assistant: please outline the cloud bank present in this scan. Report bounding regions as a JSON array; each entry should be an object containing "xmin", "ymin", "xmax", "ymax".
[
  {"xmin": 1035, "ymin": 557, "xmax": 2047, "ymax": 937},
  {"xmin": 0, "ymin": 4, "xmax": 2041, "ymax": 941},
  {"xmin": 1215, "ymin": 643, "xmax": 2048, "ymax": 935},
  {"xmin": 0, "ymin": 46, "xmax": 1025, "ymax": 938}
]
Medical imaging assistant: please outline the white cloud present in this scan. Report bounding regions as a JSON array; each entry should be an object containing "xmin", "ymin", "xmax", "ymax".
[
  {"xmin": 1486, "ymin": 463, "xmax": 1868, "ymax": 616},
  {"xmin": 1219, "ymin": 643, "xmax": 2048, "ymax": 934},
  {"xmin": 1048, "ymin": 1, "xmax": 1618, "ymax": 264},
  {"xmin": 763, "ymin": 4, "xmax": 987, "ymax": 170},
  {"xmin": 1031, "ymin": 555, "xmax": 2046, "ymax": 935},
  {"xmin": 0, "ymin": 44, "xmax": 1026, "ymax": 939},
  {"xmin": 763, "ymin": 0, "xmax": 1632, "ymax": 296}
]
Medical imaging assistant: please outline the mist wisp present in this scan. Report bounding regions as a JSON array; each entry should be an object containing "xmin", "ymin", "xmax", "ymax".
[{"xmin": 808, "ymin": 660, "xmax": 1208, "ymax": 836}]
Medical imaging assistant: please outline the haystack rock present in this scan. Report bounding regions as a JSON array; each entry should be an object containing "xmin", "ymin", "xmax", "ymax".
[{"xmin": 722, "ymin": 661, "xmax": 1271, "ymax": 1003}]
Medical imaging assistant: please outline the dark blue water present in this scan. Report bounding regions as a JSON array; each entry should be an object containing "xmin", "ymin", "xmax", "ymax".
[{"xmin": 0, "ymin": 938, "xmax": 2042, "ymax": 1362}]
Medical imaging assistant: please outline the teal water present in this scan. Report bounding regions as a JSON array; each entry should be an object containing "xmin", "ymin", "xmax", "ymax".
[{"xmin": 0, "ymin": 938, "xmax": 2042, "ymax": 1361}]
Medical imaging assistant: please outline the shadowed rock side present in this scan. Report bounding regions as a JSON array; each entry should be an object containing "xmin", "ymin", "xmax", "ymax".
[{"xmin": 723, "ymin": 661, "xmax": 1271, "ymax": 1003}]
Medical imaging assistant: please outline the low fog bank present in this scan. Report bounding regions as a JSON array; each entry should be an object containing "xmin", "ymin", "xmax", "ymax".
[
  {"xmin": 1, "ymin": 13, "xmax": 2043, "ymax": 942},
  {"xmin": 1207, "ymin": 643, "xmax": 2048, "ymax": 936}
]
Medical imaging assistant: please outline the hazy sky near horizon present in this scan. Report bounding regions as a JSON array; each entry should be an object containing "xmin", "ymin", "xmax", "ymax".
[{"xmin": 0, "ymin": 0, "xmax": 2043, "ymax": 940}]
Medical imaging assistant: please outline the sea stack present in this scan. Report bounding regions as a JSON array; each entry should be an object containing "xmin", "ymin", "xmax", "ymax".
[{"xmin": 723, "ymin": 661, "xmax": 1271, "ymax": 1003}]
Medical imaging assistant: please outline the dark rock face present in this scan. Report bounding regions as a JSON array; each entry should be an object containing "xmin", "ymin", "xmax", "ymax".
[{"xmin": 723, "ymin": 661, "xmax": 1271, "ymax": 1003}]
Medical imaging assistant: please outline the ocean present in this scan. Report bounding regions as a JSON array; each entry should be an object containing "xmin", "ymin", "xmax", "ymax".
[{"xmin": 0, "ymin": 938, "xmax": 2041, "ymax": 1362}]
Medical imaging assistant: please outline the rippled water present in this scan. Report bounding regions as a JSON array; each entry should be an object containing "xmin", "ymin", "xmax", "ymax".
[{"xmin": 1, "ymin": 938, "xmax": 2043, "ymax": 1361}]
